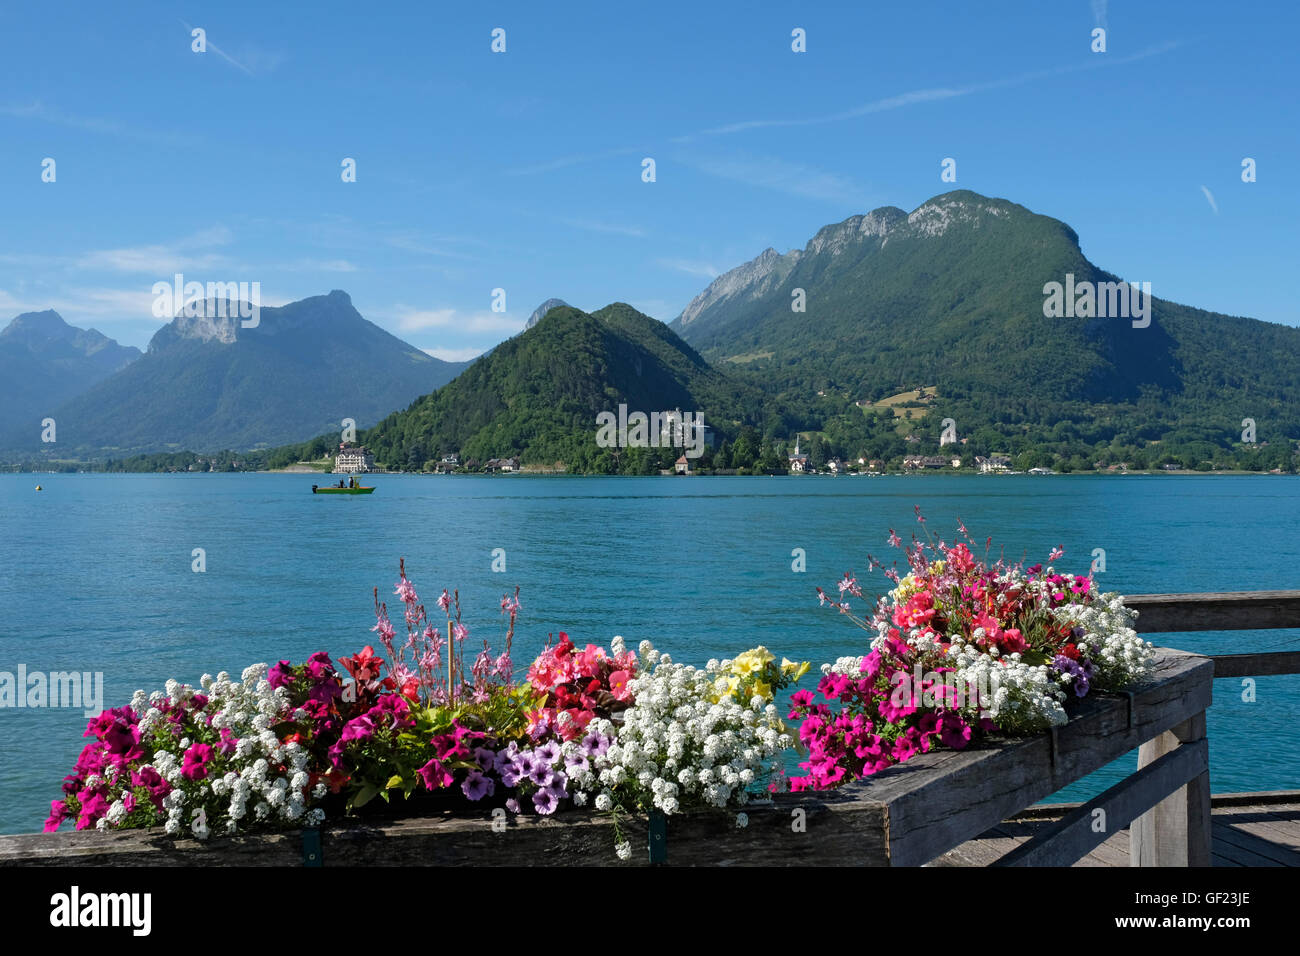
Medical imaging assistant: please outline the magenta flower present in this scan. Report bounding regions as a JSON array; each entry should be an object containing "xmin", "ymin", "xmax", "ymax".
[
  {"xmin": 416, "ymin": 757, "xmax": 454, "ymax": 791},
  {"xmin": 44, "ymin": 800, "xmax": 68, "ymax": 833},
  {"xmin": 181, "ymin": 743, "xmax": 214, "ymax": 781},
  {"xmin": 268, "ymin": 660, "xmax": 294, "ymax": 689},
  {"xmin": 76, "ymin": 792, "xmax": 110, "ymax": 830}
]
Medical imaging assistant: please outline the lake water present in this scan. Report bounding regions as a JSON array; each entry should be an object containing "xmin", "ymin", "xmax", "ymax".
[{"xmin": 2, "ymin": 472, "xmax": 1298, "ymax": 834}]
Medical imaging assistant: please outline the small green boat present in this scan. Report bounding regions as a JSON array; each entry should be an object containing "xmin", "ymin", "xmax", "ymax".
[{"xmin": 312, "ymin": 483, "xmax": 375, "ymax": 494}]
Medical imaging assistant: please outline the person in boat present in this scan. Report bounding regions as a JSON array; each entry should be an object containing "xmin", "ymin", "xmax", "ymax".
[
  {"xmin": 338, "ymin": 478, "xmax": 346, "ymax": 488},
  {"xmin": 312, "ymin": 484, "xmax": 318, "ymax": 494}
]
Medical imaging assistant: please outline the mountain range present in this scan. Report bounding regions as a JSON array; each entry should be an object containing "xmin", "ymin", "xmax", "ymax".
[
  {"xmin": 3, "ymin": 291, "xmax": 468, "ymax": 458},
  {"xmin": 665, "ymin": 190, "xmax": 1300, "ymax": 463},
  {"xmin": 8, "ymin": 189, "xmax": 1300, "ymax": 472},
  {"xmin": 0, "ymin": 311, "xmax": 141, "ymax": 447}
]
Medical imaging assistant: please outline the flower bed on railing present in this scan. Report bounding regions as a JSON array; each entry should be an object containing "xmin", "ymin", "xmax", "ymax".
[{"xmin": 43, "ymin": 514, "xmax": 1156, "ymax": 860}]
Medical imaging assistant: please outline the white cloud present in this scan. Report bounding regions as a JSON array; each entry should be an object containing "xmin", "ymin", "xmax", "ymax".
[
  {"xmin": 76, "ymin": 228, "xmax": 235, "ymax": 274},
  {"xmin": 278, "ymin": 258, "xmax": 358, "ymax": 273},
  {"xmin": 674, "ymin": 41, "xmax": 1181, "ymax": 142},
  {"xmin": 394, "ymin": 306, "xmax": 522, "ymax": 335},
  {"xmin": 679, "ymin": 153, "xmax": 873, "ymax": 205},
  {"xmin": 656, "ymin": 258, "xmax": 720, "ymax": 279},
  {"xmin": 0, "ymin": 101, "xmax": 190, "ymax": 146},
  {"xmin": 506, "ymin": 145, "xmax": 642, "ymax": 176},
  {"xmin": 180, "ymin": 21, "xmax": 282, "ymax": 77},
  {"xmin": 0, "ymin": 285, "xmax": 159, "ymax": 321},
  {"xmin": 561, "ymin": 218, "xmax": 647, "ymax": 238},
  {"xmin": 1200, "ymin": 185, "xmax": 1219, "ymax": 215},
  {"xmin": 421, "ymin": 346, "xmax": 485, "ymax": 363}
]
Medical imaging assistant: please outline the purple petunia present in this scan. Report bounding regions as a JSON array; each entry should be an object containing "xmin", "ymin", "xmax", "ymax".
[
  {"xmin": 532, "ymin": 787, "xmax": 559, "ymax": 815},
  {"xmin": 564, "ymin": 752, "xmax": 590, "ymax": 774},
  {"xmin": 461, "ymin": 770, "xmax": 495, "ymax": 802},
  {"xmin": 527, "ymin": 758, "xmax": 553, "ymax": 788},
  {"xmin": 1053, "ymin": 655, "xmax": 1092, "ymax": 697},
  {"xmin": 581, "ymin": 731, "xmax": 609, "ymax": 757}
]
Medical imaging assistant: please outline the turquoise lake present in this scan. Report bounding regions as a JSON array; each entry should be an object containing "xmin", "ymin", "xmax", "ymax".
[{"xmin": 2, "ymin": 472, "xmax": 1297, "ymax": 834}]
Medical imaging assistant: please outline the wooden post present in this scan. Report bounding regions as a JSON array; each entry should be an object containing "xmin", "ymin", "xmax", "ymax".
[{"xmin": 1130, "ymin": 712, "xmax": 1211, "ymax": 866}]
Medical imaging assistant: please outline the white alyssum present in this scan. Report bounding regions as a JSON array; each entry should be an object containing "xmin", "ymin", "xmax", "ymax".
[{"xmin": 578, "ymin": 641, "xmax": 792, "ymax": 818}]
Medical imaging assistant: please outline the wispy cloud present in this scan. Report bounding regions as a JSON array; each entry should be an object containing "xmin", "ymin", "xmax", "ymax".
[
  {"xmin": 394, "ymin": 306, "xmax": 521, "ymax": 335},
  {"xmin": 76, "ymin": 228, "xmax": 234, "ymax": 274},
  {"xmin": 421, "ymin": 346, "xmax": 485, "ymax": 363},
  {"xmin": 277, "ymin": 258, "xmax": 358, "ymax": 273},
  {"xmin": 678, "ymin": 152, "xmax": 874, "ymax": 205},
  {"xmin": 1092, "ymin": 0, "xmax": 1110, "ymax": 29},
  {"xmin": 674, "ymin": 40, "xmax": 1182, "ymax": 142},
  {"xmin": 506, "ymin": 42, "xmax": 1183, "ymax": 187},
  {"xmin": 180, "ymin": 21, "xmax": 281, "ymax": 77},
  {"xmin": 0, "ymin": 101, "xmax": 189, "ymax": 146},
  {"xmin": 506, "ymin": 146, "xmax": 643, "ymax": 176},
  {"xmin": 384, "ymin": 234, "xmax": 481, "ymax": 261},
  {"xmin": 561, "ymin": 218, "xmax": 647, "ymax": 238},
  {"xmin": 0, "ymin": 285, "xmax": 159, "ymax": 321},
  {"xmin": 656, "ymin": 258, "xmax": 720, "ymax": 279},
  {"xmin": 1200, "ymin": 185, "xmax": 1219, "ymax": 215}
]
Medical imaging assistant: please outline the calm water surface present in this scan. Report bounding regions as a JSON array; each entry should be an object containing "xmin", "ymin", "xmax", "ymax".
[{"xmin": 2, "ymin": 473, "xmax": 1297, "ymax": 833}]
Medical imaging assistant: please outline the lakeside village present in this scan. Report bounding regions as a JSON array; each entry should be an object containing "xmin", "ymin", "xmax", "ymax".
[{"xmin": 19, "ymin": 401, "xmax": 1299, "ymax": 477}]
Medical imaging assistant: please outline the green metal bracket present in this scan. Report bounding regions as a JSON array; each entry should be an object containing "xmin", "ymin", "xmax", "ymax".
[
  {"xmin": 302, "ymin": 827, "xmax": 322, "ymax": 867},
  {"xmin": 648, "ymin": 810, "xmax": 667, "ymax": 864}
]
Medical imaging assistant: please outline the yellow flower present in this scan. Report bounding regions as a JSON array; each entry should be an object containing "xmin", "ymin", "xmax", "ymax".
[
  {"xmin": 753, "ymin": 680, "xmax": 773, "ymax": 700},
  {"xmin": 782, "ymin": 658, "xmax": 811, "ymax": 682},
  {"xmin": 732, "ymin": 648, "xmax": 772, "ymax": 676},
  {"xmin": 712, "ymin": 675, "xmax": 740, "ymax": 701}
]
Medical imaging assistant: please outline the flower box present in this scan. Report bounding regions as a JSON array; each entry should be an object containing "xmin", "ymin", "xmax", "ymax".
[{"xmin": 3, "ymin": 647, "xmax": 1211, "ymax": 867}]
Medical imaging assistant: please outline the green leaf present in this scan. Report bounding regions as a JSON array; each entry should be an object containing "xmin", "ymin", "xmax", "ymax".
[{"xmin": 352, "ymin": 783, "xmax": 380, "ymax": 808}]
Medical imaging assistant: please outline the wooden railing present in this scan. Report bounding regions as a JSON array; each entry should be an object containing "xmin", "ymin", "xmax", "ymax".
[
  {"xmin": 2, "ymin": 591, "xmax": 1297, "ymax": 867},
  {"xmin": 994, "ymin": 591, "xmax": 1300, "ymax": 867}
]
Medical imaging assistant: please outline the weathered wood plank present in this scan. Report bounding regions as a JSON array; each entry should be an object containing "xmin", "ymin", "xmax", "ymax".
[
  {"xmin": 1224, "ymin": 815, "xmax": 1300, "ymax": 853},
  {"xmin": 1209, "ymin": 652, "xmax": 1300, "ymax": 677},
  {"xmin": 1127, "ymin": 591, "xmax": 1300, "ymax": 632},
  {"xmin": 875, "ymin": 648, "xmax": 1213, "ymax": 865},
  {"xmin": 994, "ymin": 738, "xmax": 1208, "ymax": 867},
  {"xmin": 0, "ymin": 790, "xmax": 891, "ymax": 868},
  {"xmin": 1131, "ymin": 713, "xmax": 1212, "ymax": 866},
  {"xmin": 0, "ymin": 647, "xmax": 1213, "ymax": 868},
  {"xmin": 1209, "ymin": 829, "xmax": 1284, "ymax": 867},
  {"xmin": 1212, "ymin": 824, "xmax": 1300, "ymax": 865}
]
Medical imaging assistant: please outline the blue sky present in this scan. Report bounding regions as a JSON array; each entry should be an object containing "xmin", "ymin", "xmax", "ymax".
[{"xmin": 1, "ymin": 1, "xmax": 1296, "ymax": 359}]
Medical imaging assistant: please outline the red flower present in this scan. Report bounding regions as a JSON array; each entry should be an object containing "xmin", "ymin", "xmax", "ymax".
[
  {"xmin": 339, "ymin": 645, "xmax": 386, "ymax": 684},
  {"xmin": 1060, "ymin": 643, "xmax": 1080, "ymax": 660}
]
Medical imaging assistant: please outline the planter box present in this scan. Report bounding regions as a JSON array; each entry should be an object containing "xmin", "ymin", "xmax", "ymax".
[{"xmin": 0, "ymin": 647, "xmax": 1212, "ymax": 867}]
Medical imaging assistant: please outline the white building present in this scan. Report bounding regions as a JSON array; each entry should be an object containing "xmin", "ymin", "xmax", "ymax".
[
  {"xmin": 975, "ymin": 455, "xmax": 1012, "ymax": 474},
  {"xmin": 788, "ymin": 438, "xmax": 809, "ymax": 474},
  {"xmin": 335, "ymin": 443, "xmax": 375, "ymax": 473}
]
